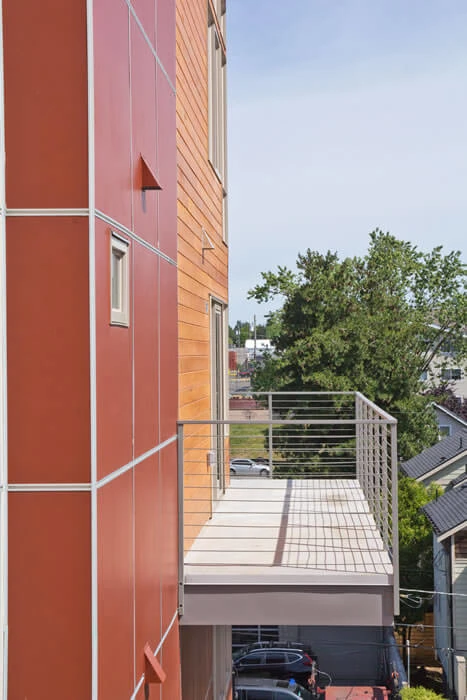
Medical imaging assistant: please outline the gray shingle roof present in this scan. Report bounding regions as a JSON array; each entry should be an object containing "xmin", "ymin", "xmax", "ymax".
[
  {"xmin": 400, "ymin": 429, "xmax": 467, "ymax": 480},
  {"xmin": 422, "ymin": 485, "xmax": 467, "ymax": 538}
]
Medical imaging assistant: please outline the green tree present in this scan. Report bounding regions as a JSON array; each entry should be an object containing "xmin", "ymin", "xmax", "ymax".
[
  {"xmin": 228, "ymin": 321, "xmax": 252, "ymax": 348},
  {"xmin": 248, "ymin": 230, "xmax": 467, "ymax": 460},
  {"xmin": 397, "ymin": 476, "xmax": 441, "ymax": 626},
  {"xmin": 400, "ymin": 688, "xmax": 445, "ymax": 700}
]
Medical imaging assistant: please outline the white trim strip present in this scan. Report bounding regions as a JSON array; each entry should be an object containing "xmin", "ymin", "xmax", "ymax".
[
  {"xmin": 8, "ymin": 483, "xmax": 91, "ymax": 492},
  {"xmin": 95, "ymin": 209, "xmax": 177, "ymax": 266},
  {"xmin": 4, "ymin": 437, "xmax": 177, "ymax": 494},
  {"xmin": 86, "ymin": 0, "xmax": 98, "ymax": 696},
  {"xmin": 95, "ymin": 435, "xmax": 177, "ymax": 490},
  {"xmin": 417, "ymin": 450, "xmax": 467, "ymax": 484},
  {"xmin": 438, "ymin": 521, "xmax": 467, "ymax": 543},
  {"xmin": 6, "ymin": 208, "xmax": 89, "ymax": 217},
  {"xmin": 125, "ymin": 0, "xmax": 176, "ymax": 95},
  {"xmin": 129, "ymin": 609, "xmax": 179, "ymax": 700}
]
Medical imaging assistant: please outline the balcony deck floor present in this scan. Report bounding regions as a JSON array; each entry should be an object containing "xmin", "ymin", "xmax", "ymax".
[{"xmin": 184, "ymin": 478, "xmax": 393, "ymax": 586}]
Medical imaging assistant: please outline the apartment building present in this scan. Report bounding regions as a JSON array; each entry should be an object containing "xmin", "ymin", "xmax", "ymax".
[{"xmin": 1, "ymin": 0, "xmax": 181, "ymax": 697}]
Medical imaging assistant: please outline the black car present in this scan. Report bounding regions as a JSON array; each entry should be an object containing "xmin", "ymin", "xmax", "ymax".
[
  {"xmin": 233, "ymin": 642, "xmax": 318, "ymax": 687},
  {"xmin": 234, "ymin": 677, "xmax": 313, "ymax": 699}
]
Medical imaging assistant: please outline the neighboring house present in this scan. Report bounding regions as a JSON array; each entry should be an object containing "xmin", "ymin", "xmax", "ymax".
[
  {"xmin": 421, "ymin": 339, "xmax": 467, "ymax": 399},
  {"xmin": 422, "ymin": 480, "xmax": 467, "ymax": 700},
  {"xmin": 400, "ymin": 429, "xmax": 467, "ymax": 488},
  {"xmin": 433, "ymin": 403, "xmax": 467, "ymax": 439}
]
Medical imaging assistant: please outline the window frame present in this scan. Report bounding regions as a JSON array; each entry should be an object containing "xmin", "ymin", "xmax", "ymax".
[
  {"xmin": 110, "ymin": 233, "xmax": 130, "ymax": 327},
  {"xmin": 441, "ymin": 368, "xmax": 462, "ymax": 381},
  {"xmin": 207, "ymin": 10, "xmax": 227, "ymax": 183}
]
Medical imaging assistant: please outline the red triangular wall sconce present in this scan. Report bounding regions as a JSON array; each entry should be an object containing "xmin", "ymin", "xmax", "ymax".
[
  {"xmin": 141, "ymin": 155, "xmax": 162, "ymax": 191},
  {"xmin": 144, "ymin": 643, "xmax": 167, "ymax": 685}
]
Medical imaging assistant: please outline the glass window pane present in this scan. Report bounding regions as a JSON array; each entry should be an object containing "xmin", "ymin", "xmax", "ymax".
[{"xmin": 111, "ymin": 250, "xmax": 121, "ymax": 310}]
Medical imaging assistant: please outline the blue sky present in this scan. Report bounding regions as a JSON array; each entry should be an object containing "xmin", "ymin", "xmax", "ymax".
[{"xmin": 226, "ymin": 1, "xmax": 467, "ymax": 325}]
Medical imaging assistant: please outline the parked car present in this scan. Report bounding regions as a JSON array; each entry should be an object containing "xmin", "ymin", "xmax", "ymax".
[
  {"xmin": 230, "ymin": 459, "xmax": 270, "ymax": 477},
  {"xmin": 238, "ymin": 368, "xmax": 253, "ymax": 377},
  {"xmin": 234, "ymin": 677, "xmax": 313, "ymax": 699},
  {"xmin": 233, "ymin": 643, "xmax": 318, "ymax": 687}
]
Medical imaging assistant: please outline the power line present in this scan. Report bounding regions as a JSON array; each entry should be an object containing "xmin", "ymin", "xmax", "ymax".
[{"xmin": 401, "ymin": 587, "xmax": 467, "ymax": 598}]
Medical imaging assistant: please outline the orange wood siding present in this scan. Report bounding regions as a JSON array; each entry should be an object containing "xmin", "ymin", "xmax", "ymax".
[
  {"xmin": 176, "ymin": 0, "xmax": 228, "ymax": 416},
  {"xmin": 176, "ymin": 0, "xmax": 228, "ymax": 549}
]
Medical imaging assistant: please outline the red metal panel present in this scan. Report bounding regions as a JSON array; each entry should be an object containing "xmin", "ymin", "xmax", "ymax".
[
  {"xmin": 160, "ymin": 441, "xmax": 179, "ymax": 630},
  {"xmin": 160, "ymin": 618, "xmax": 182, "ymax": 699},
  {"xmin": 2, "ymin": 0, "xmax": 88, "ymax": 208},
  {"xmin": 131, "ymin": 15, "xmax": 158, "ymax": 248},
  {"xmin": 95, "ymin": 219, "xmax": 133, "ymax": 480},
  {"xmin": 156, "ymin": 0, "xmax": 176, "ymax": 85},
  {"xmin": 8, "ymin": 492, "xmax": 91, "ymax": 699},
  {"xmin": 134, "ymin": 244, "xmax": 159, "ymax": 455},
  {"xmin": 98, "ymin": 471, "xmax": 134, "ymax": 700},
  {"xmin": 159, "ymin": 260, "xmax": 178, "ymax": 443},
  {"xmin": 94, "ymin": 0, "xmax": 132, "ymax": 228},
  {"xmin": 134, "ymin": 454, "xmax": 162, "ymax": 678},
  {"xmin": 6, "ymin": 217, "xmax": 91, "ymax": 483},
  {"xmin": 133, "ymin": 0, "xmax": 156, "ymax": 46},
  {"xmin": 156, "ymin": 64, "xmax": 177, "ymax": 260}
]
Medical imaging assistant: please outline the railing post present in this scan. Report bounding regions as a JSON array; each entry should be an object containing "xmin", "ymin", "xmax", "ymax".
[
  {"xmin": 177, "ymin": 422, "xmax": 185, "ymax": 616},
  {"xmin": 268, "ymin": 392, "xmax": 273, "ymax": 475},
  {"xmin": 381, "ymin": 424, "xmax": 389, "ymax": 548},
  {"xmin": 390, "ymin": 421, "xmax": 399, "ymax": 616},
  {"xmin": 355, "ymin": 394, "xmax": 361, "ymax": 484}
]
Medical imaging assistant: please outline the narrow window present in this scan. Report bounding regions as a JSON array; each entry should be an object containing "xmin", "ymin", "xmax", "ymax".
[
  {"xmin": 110, "ymin": 234, "xmax": 129, "ymax": 326},
  {"xmin": 208, "ymin": 5, "xmax": 227, "ymax": 183}
]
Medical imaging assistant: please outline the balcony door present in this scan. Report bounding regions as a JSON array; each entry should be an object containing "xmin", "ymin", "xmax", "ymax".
[{"xmin": 211, "ymin": 300, "xmax": 226, "ymax": 498}]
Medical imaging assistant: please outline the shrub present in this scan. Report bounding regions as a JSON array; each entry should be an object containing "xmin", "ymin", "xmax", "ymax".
[{"xmin": 400, "ymin": 687, "xmax": 446, "ymax": 700}]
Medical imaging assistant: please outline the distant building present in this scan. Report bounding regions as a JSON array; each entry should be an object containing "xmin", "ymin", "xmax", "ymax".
[
  {"xmin": 245, "ymin": 339, "xmax": 275, "ymax": 357},
  {"xmin": 432, "ymin": 403, "xmax": 467, "ymax": 438},
  {"xmin": 422, "ymin": 478, "xmax": 467, "ymax": 700},
  {"xmin": 400, "ymin": 429, "xmax": 467, "ymax": 488}
]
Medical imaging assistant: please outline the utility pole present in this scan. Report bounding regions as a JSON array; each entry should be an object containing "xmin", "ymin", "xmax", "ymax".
[{"xmin": 253, "ymin": 314, "xmax": 257, "ymax": 361}]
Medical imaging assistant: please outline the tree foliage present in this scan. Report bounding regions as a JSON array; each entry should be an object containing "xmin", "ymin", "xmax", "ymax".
[
  {"xmin": 397, "ymin": 476, "xmax": 442, "ymax": 624},
  {"xmin": 400, "ymin": 687, "xmax": 445, "ymax": 700},
  {"xmin": 248, "ymin": 230, "xmax": 467, "ymax": 459}
]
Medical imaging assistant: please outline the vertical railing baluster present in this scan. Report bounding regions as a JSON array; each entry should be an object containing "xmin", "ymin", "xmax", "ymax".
[{"xmin": 177, "ymin": 422, "xmax": 185, "ymax": 616}]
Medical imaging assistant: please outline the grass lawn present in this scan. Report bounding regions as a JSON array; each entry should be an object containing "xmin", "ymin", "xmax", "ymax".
[{"xmin": 229, "ymin": 423, "xmax": 268, "ymax": 459}]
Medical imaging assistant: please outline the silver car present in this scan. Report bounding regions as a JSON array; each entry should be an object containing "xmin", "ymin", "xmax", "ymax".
[
  {"xmin": 234, "ymin": 677, "xmax": 313, "ymax": 699},
  {"xmin": 230, "ymin": 458, "xmax": 270, "ymax": 477}
]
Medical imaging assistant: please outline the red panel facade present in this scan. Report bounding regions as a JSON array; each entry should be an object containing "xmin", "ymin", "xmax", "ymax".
[
  {"xmin": 156, "ymin": 64, "xmax": 178, "ymax": 260},
  {"xmin": 134, "ymin": 453, "xmax": 162, "ymax": 675},
  {"xmin": 134, "ymin": 244, "xmax": 159, "ymax": 455},
  {"xmin": 94, "ymin": 0, "xmax": 132, "ymax": 228},
  {"xmin": 97, "ymin": 471, "xmax": 135, "ymax": 699},
  {"xmin": 131, "ymin": 17, "xmax": 158, "ymax": 248},
  {"xmin": 6, "ymin": 216, "xmax": 91, "ymax": 484},
  {"xmin": 95, "ymin": 219, "xmax": 133, "ymax": 480},
  {"xmin": 159, "ymin": 261, "xmax": 178, "ymax": 443},
  {"xmin": 5, "ymin": 0, "xmax": 180, "ymax": 698},
  {"xmin": 8, "ymin": 492, "xmax": 91, "ymax": 699},
  {"xmin": 160, "ymin": 440, "xmax": 180, "ymax": 629},
  {"xmin": 2, "ymin": 0, "xmax": 88, "ymax": 208}
]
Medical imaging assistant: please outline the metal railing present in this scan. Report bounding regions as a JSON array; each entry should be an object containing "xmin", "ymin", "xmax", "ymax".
[{"xmin": 177, "ymin": 392, "xmax": 398, "ymax": 615}]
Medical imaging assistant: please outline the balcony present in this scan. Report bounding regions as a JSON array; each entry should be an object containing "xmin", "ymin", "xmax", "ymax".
[{"xmin": 177, "ymin": 392, "xmax": 398, "ymax": 627}]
